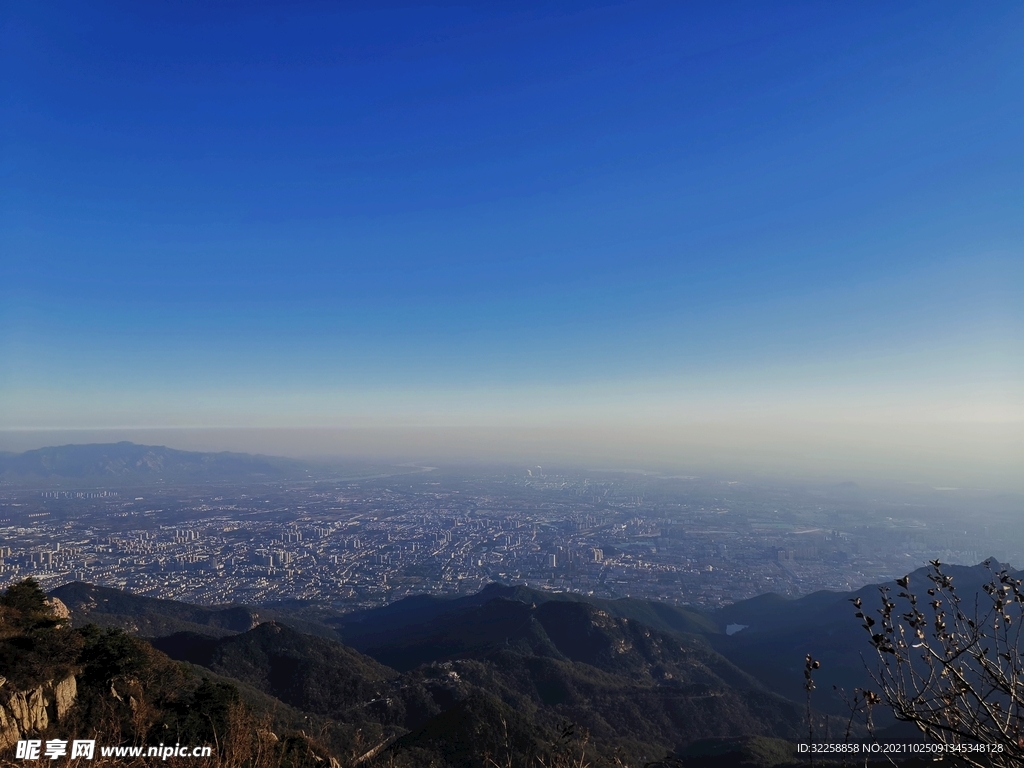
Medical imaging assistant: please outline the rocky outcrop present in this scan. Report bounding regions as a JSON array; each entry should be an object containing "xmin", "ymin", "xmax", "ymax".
[
  {"xmin": 45, "ymin": 597, "xmax": 71, "ymax": 623},
  {"xmin": 53, "ymin": 676, "xmax": 76, "ymax": 721},
  {"xmin": 0, "ymin": 675, "xmax": 77, "ymax": 751}
]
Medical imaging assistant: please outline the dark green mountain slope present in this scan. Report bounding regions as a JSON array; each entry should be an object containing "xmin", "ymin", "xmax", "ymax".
[
  {"xmin": 389, "ymin": 691, "xmax": 548, "ymax": 768},
  {"xmin": 163, "ymin": 610, "xmax": 803, "ymax": 762},
  {"xmin": 361, "ymin": 597, "xmax": 565, "ymax": 671},
  {"xmin": 52, "ymin": 581, "xmax": 807, "ymax": 765},
  {"xmin": 33, "ymin": 559, "xmax": 1011, "ymax": 765},
  {"xmin": 349, "ymin": 594, "xmax": 754, "ymax": 689},
  {"xmin": 449, "ymin": 649, "xmax": 802, "ymax": 758},
  {"xmin": 1, "ymin": 579, "xmax": 339, "ymax": 768},
  {"xmin": 50, "ymin": 581, "xmax": 341, "ymax": 640},
  {"xmin": 709, "ymin": 559, "xmax": 1022, "ymax": 715},
  {"xmin": 669, "ymin": 736, "xmax": 800, "ymax": 768},
  {"xmin": 532, "ymin": 600, "xmax": 755, "ymax": 688},
  {"xmin": 334, "ymin": 582, "xmax": 716, "ymax": 652},
  {"xmin": 51, "ymin": 581, "xmax": 260, "ymax": 637},
  {"xmin": 333, "ymin": 593, "xmax": 804, "ymax": 761},
  {"xmin": 715, "ymin": 559, "xmax": 1020, "ymax": 635},
  {"xmin": 152, "ymin": 621, "xmax": 397, "ymax": 717}
]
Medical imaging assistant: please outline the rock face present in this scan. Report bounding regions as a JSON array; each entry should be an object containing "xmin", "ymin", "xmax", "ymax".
[
  {"xmin": 54, "ymin": 676, "xmax": 77, "ymax": 721},
  {"xmin": 0, "ymin": 675, "xmax": 77, "ymax": 751},
  {"xmin": 45, "ymin": 597, "xmax": 72, "ymax": 622}
]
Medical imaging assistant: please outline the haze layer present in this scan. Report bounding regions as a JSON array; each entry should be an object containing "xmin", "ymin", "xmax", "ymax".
[{"xmin": 2, "ymin": 3, "xmax": 1021, "ymax": 487}]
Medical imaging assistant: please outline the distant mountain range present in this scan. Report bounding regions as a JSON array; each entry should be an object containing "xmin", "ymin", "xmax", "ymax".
[{"xmin": 0, "ymin": 441, "xmax": 323, "ymax": 485}]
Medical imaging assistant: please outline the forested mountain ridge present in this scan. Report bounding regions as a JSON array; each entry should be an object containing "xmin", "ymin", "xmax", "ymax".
[
  {"xmin": 331, "ymin": 582, "xmax": 718, "ymax": 650},
  {"xmin": 0, "ymin": 580, "xmax": 339, "ymax": 767},
  {"xmin": 151, "ymin": 622, "xmax": 397, "ymax": 717},
  {"xmin": 17, "ymin": 563, "xmax": 1009, "ymax": 765},
  {"xmin": 708, "ymin": 559, "xmax": 1020, "ymax": 715},
  {"xmin": 50, "ymin": 581, "xmax": 340, "ymax": 640},
  {"xmin": 22, "ymin": 580, "xmax": 813, "ymax": 767},
  {"xmin": 51, "ymin": 581, "xmax": 261, "ymax": 636}
]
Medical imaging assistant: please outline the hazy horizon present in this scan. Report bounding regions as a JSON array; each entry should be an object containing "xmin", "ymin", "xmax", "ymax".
[
  {"xmin": 3, "ymin": 3, "xmax": 1022, "ymax": 493},
  {"xmin": 2, "ymin": 420, "xmax": 1021, "ymax": 493}
]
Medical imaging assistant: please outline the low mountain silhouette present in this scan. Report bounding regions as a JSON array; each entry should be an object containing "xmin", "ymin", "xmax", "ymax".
[
  {"xmin": 709, "ymin": 558, "xmax": 1021, "ymax": 715},
  {"xmin": 0, "ymin": 441, "xmax": 318, "ymax": 485}
]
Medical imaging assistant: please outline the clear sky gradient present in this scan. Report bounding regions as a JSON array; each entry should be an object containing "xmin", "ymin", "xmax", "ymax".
[{"xmin": 2, "ymin": 2, "xmax": 1022, "ymax": 485}]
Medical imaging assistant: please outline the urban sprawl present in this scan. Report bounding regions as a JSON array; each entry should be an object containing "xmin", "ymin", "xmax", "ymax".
[{"xmin": 0, "ymin": 469, "xmax": 1007, "ymax": 610}]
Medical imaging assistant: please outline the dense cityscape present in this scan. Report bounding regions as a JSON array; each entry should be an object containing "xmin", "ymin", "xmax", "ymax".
[{"xmin": 0, "ymin": 466, "xmax": 1012, "ymax": 611}]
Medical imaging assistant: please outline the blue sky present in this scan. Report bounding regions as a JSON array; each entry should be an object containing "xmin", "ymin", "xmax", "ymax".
[{"xmin": 2, "ymin": 2, "xmax": 1022, "ymax": 480}]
